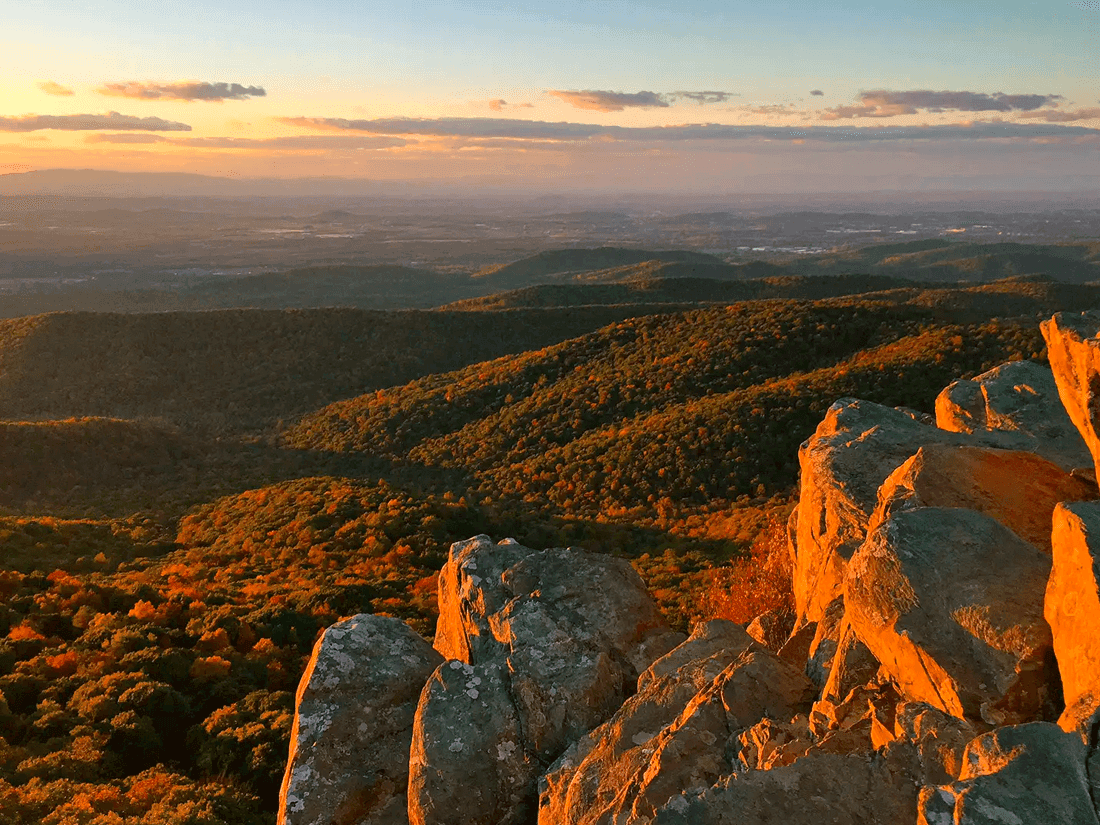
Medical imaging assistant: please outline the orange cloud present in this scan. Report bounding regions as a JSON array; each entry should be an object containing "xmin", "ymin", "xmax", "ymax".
[
  {"xmin": 97, "ymin": 81, "xmax": 266, "ymax": 102},
  {"xmin": 38, "ymin": 81, "xmax": 74, "ymax": 97}
]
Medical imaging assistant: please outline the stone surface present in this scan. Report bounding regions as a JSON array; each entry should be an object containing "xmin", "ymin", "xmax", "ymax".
[
  {"xmin": 278, "ymin": 614, "xmax": 442, "ymax": 825},
  {"xmin": 845, "ymin": 507, "xmax": 1057, "ymax": 725},
  {"xmin": 918, "ymin": 722, "xmax": 1100, "ymax": 825},
  {"xmin": 653, "ymin": 743, "xmax": 925, "ymax": 825},
  {"xmin": 417, "ymin": 535, "xmax": 678, "ymax": 825},
  {"xmin": 894, "ymin": 702, "xmax": 978, "ymax": 786},
  {"xmin": 745, "ymin": 606, "xmax": 796, "ymax": 652},
  {"xmin": 793, "ymin": 398, "xmax": 967, "ymax": 624},
  {"xmin": 409, "ymin": 660, "xmax": 532, "ymax": 825},
  {"xmin": 936, "ymin": 359, "xmax": 1092, "ymax": 472},
  {"xmin": 870, "ymin": 443, "xmax": 1093, "ymax": 552},
  {"xmin": 820, "ymin": 614, "xmax": 880, "ymax": 705},
  {"xmin": 1042, "ymin": 310, "xmax": 1100, "ymax": 480},
  {"xmin": 1047, "ymin": 501, "xmax": 1100, "ymax": 733},
  {"xmin": 540, "ymin": 625, "xmax": 814, "ymax": 825}
]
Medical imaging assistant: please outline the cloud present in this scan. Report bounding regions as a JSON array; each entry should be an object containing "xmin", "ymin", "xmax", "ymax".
[
  {"xmin": 279, "ymin": 115, "xmax": 1100, "ymax": 143},
  {"xmin": 0, "ymin": 112, "xmax": 192, "ymax": 132},
  {"xmin": 672, "ymin": 91, "xmax": 734, "ymax": 104},
  {"xmin": 1016, "ymin": 107, "xmax": 1100, "ymax": 122},
  {"xmin": 97, "ymin": 81, "xmax": 266, "ymax": 102},
  {"xmin": 810, "ymin": 90, "xmax": 824, "ymax": 96},
  {"xmin": 38, "ymin": 81, "xmax": 74, "ymax": 97},
  {"xmin": 486, "ymin": 99, "xmax": 534, "ymax": 112},
  {"xmin": 549, "ymin": 89, "xmax": 669, "ymax": 112},
  {"xmin": 85, "ymin": 133, "xmax": 406, "ymax": 149},
  {"xmin": 549, "ymin": 89, "xmax": 735, "ymax": 112},
  {"xmin": 822, "ymin": 89, "xmax": 1063, "ymax": 119}
]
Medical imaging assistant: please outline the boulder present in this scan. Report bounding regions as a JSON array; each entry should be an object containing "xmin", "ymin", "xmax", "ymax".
[
  {"xmin": 936, "ymin": 359, "xmax": 1092, "ymax": 472},
  {"xmin": 408, "ymin": 661, "xmax": 532, "ymax": 825},
  {"xmin": 893, "ymin": 702, "xmax": 978, "ymax": 785},
  {"xmin": 1042, "ymin": 310, "xmax": 1100, "ymax": 480},
  {"xmin": 415, "ymin": 535, "xmax": 680, "ymax": 825},
  {"xmin": 820, "ymin": 615, "xmax": 880, "ymax": 705},
  {"xmin": 539, "ymin": 625, "xmax": 814, "ymax": 825},
  {"xmin": 918, "ymin": 722, "xmax": 1100, "ymax": 825},
  {"xmin": 278, "ymin": 614, "xmax": 442, "ymax": 825},
  {"xmin": 1047, "ymin": 501, "xmax": 1100, "ymax": 733},
  {"xmin": 793, "ymin": 399, "xmax": 967, "ymax": 624},
  {"xmin": 845, "ymin": 507, "xmax": 1057, "ymax": 725},
  {"xmin": 870, "ymin": 443, "xmax": 1093, "ymax": 552},
  {"xmin": 652, "ymin": 743, "xmax": 925, "ymax": 825}
]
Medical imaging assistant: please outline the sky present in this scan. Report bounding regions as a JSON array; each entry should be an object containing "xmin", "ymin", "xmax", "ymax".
[{"xmin": 1, "ymin": 0, "xmax": 1098, "ymax": 193}]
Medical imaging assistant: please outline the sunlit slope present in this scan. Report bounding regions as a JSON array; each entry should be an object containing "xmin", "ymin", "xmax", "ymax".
[
  {"xmin": 0, "ymin": 306, "xmax": 679, "ymax": 433},
  {"xmin": 286, "ymin": 295, "xmax": 1049, "ymax": 520}
]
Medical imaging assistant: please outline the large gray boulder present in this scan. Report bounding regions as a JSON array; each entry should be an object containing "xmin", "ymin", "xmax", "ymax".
[
  {"xmin": 411, "ymin": 535, "xmax": 682, "ymax": 825},
  {"xmin": 936, "ymin": 359, "xmax": 1092, "ymax": 472},
  {"xmin": 1048, "ymin": 501, "xmax": 1100, "ymax": 733},
  {"xmin": 918, "ymin": 723, "xmax": 1100, "ymax": 825},
  {"xmin": 1042, "ymin": 310, "xmax": 1100, "ymax": 481},
  {"xmin": 845, "ymin": 507, "xmax": 1057, "ymax": 725},
  {"xmin": 278, "ymin": 614, "xmax": 442, "ymax": 825}
]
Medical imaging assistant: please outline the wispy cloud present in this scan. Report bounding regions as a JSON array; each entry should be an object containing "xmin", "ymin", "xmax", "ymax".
[
  {"xmin": 97, "ymin": 81, "xmax": 266, "ymax": 102},
  {"xmin": 548, "ymin": 89, "xmax": 734, "ymax": 112},
  {"xmin": 280, "ymin": 115, "xmax": 1100, "ymax": 143},
  {"xmin": 0, "ymin": 112, "xmax": 192, "ymax": 132},
  {"xmin": 810, "ymin": 90, "xmax": 824, "ymax": 97},
  {"xmin": 822, "ymin": 89, "xmax": 1063, "ymax": 119},
  {"xmin": 549, "ymin": 90, "xmax": 668, "ymax": 112},
  {"xmin": 1016, "ymin": 107, "xmax": 1100, "ymax": 122},
  {"xmin": 85, "ymin": 133, "xmax": 406, "ymax": 149},
  {"xmin": 486, "ymin": 99, "xmax": 534, "ymax": 112},
  {"xmin": 672, "ymin": 91, "xmax": 734, "ymax": 105},
  {"xmin": 37, "ymin": 81, "xmax": 74, "ymax": 97}
]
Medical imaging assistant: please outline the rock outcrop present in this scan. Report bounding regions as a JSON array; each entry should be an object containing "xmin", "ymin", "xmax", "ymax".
[
  {"xmin": 1047, "ymin": 500, "xmax": 1100, "ymax": 732},
  {"xmin": 793, "ymin": 399, "xmax": 966, "ymax": 624},
  {"xmin": 282, "ymin": 316, "xmax": 1100, "ymax": 825},
  {"xmin": 279, "ymin": 615, "xmax": 443, "ymax": 825},
  {"xmin": 1042, "ymin": 310, "xmax": 1100, "ymax": 480},
  {"xmin": 918, "ymin": 722, "xmax": 1100, "ymax": 825},
  {"xmin": 845, "ymin": 506, "xmax": 1056, "ymax": 725},
  {"xmin": 870, "ymin": 443, "xmax": 1092, "ymax": 551},
  {"xmin": 936, "ymin": 359, "xmax": 1092, "ymax": 472},
  {"xmin": 412, "ymin": 535, "xmax": 682, "ymax": 825}
]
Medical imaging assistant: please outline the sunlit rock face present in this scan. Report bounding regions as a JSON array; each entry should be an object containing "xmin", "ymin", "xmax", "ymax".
[
  {"xmin": 793, "ymin": 398, "xmax": 966, "ymax": 624},
  {"xmin": 411, "ymin": 535, "xmax": 682, "ymax": 825},
  {"xmin": 936, "ymin": 359, "xmax": 1092, "ymax": 472},
  {"xmin": 1047, "ymin": 501, "xmax": 1100, "ymax": 733},
  {"xmin": 278, "ymin": 614, "xmax": 442, "ymax": 825},
  {"xmin": 868, "ymin": 443, "xmax": 1093, "ymax": 552},
  {"xmin": 1042, "ymin": 311, "xmax": 1100, "ymax": 481},
  {"xmin": 844, "ymin": 507, "xmax": 1057, "ymax": 726}
]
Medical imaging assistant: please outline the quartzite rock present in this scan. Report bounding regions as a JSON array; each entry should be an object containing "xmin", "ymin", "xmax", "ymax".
[
  {"xmin": 538, "ymin": 621, "xmax": 759, "ymax": 825},
  {"xmin": 918, "ymin": 722, "xmax": 1100, "ymax": 825},
  {"xmin": 1041, "ymin": 310, "xmax": 1100, "ymax": 480},
  {"xmin": 936, "ymin": 359, "xmax": 1092, "ymax": 472},
  {"xmin": 652, "ymin": 743, "xmax": 925, "ymax": 825},
  {"xmin": 278, "ymin": 614, "xmax": 442, "ymax": 825},
  {"xmin": 869, "ymin": 443, "xmax": 1093, "ymax": 552},
  {"xmin": 408, "ymin": 660, "xmax": 532, "ymax": 825},
  {"xmin": 793, "ymin": 399, "xmax": 966, "ymax": 624},
  {"xmin": 893, "ymin": 701, "xmax": 977, "ymax": 786},
  {"xmin": 820, "ymin": 614, "xmax": 880, "ymax": 705},
  {"xmin": 417, "ymin": 536, "xmax": 680, "ymax": 825},
  {"xmin": 1047, "ymin": 501, "xmax": 1100, "ymax": 733},
  {"xmin": 845, "ymin": 507, "xmax": 1057, "ymax": 725}
]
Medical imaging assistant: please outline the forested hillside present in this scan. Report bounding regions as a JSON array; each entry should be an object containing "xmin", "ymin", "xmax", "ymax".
[{"xmin": 0, "ymin": 253, "xmax": 1097, "ymax": 823}]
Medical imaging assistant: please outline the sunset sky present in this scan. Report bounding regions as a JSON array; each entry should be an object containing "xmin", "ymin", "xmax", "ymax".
[{"xmin": 2, "ymin": 0, "xmax": 1098, "ymax": 193}]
